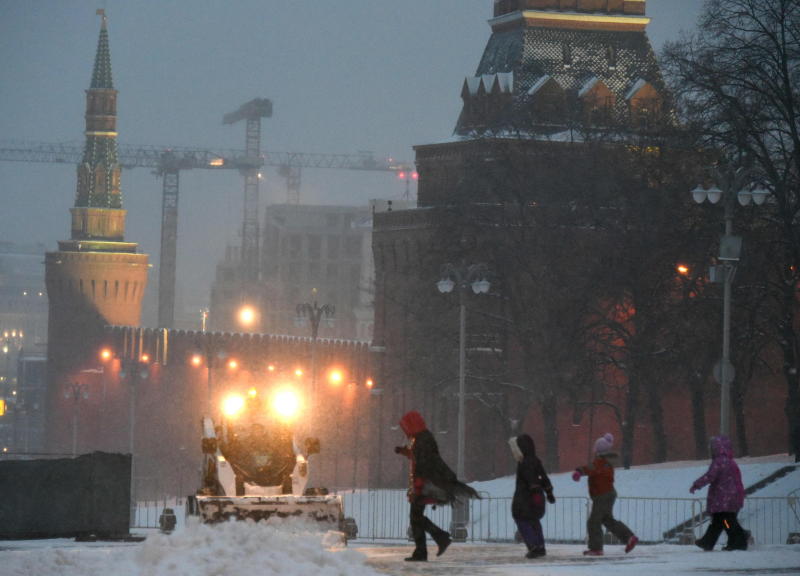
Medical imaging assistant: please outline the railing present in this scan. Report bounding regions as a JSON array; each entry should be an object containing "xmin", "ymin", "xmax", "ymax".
[
  {"xmin": 337, "ymin": 490, "xmax": 800, "ymax": 546},
  {"xmin": 131, "ymin": 491, "xmax": 800, "ymax": 546}
]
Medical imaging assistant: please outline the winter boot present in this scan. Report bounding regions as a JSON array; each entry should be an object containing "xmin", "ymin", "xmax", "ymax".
[
  {"xmin": 525, "ymin": 546, "xmax": 546, "ymax": 558},
  {"xmin": 695, "ymin": 538, "xmax": 714, "ymax": 551},
  {"xmin": 625, "ymin": 535, "xmax": 639, "ymax": 553},
  {"xmin": 433, "ymin": 531, "xmax": 452, "ymax": 557},
  {"xmin": 405, "ymin": 535, "xmax": 428, "ymax": 562}
]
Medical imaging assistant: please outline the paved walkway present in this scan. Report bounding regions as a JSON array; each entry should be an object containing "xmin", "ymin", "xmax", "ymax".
[{"xmin": 355, "ymin": 542, "xmax": 800, "ymax": 576}]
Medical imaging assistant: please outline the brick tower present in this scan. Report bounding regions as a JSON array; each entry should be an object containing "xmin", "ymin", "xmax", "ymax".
[
  {"xmin": 44, "ymin": 11, "xmax": 149, "ymax": 453},
  {"xmin": 371, "ymin": 0, "xmax": 671, "ymax": 483}
]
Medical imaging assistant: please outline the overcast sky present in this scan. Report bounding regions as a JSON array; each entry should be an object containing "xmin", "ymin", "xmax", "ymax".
[{"xmin": 0, "ymin": 0, "xmax": 705, "ymax": 325}]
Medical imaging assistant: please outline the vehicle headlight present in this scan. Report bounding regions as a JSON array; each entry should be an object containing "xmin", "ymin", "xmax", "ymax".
[
  {"xmin": 271, "ymin": 387, "xmax": 301, "ymax": 422},
  {"xmin": 221, "ymin": 393, "xmax": 246, "ymax": 418}
]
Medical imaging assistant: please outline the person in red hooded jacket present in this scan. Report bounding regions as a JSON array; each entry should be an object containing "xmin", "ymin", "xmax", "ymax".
[{"xmin": 395, "ymin": 410, "xmax": 479, "ymax": 562}]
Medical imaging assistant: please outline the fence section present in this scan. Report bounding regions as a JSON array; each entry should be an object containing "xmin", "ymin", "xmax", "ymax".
[
  {"xmin": 132, "ymin": 491, "xmax": 800, "ymax": 546},
  {"xmin": 338, "ymin": 491, "xmax": 798, "ymax": 546}
]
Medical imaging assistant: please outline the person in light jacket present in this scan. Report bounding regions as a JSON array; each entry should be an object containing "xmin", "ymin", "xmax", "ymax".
[
  {"xmin": 690, "ymin": 435, "xmax": 748, "ymax": 551},
  {"xmin": 509, "ymin": 434, "xmax": 555, "ymax": 558}
]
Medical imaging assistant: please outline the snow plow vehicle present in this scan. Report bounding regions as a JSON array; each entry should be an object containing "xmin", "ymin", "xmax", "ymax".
[{"xmin": 187, "ymin": 385, "xmax": 349, "ymax": 536}]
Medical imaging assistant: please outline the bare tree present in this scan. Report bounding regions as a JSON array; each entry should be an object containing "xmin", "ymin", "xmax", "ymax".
[{"xmin": 663, "ymin": 0, "xmax": 800, "ymax": 459}]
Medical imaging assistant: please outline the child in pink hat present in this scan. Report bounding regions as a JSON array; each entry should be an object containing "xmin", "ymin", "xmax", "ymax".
[{"xmin": 572, "ymin": 433, "xmax": 638, "ymax": 555}]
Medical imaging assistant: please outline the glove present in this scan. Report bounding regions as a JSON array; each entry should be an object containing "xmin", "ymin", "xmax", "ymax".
[
  {"xmin": 572, "ymin": 469, "xmax": 582, "ymax": 482},
  {"xmin": 689, "ymin": 484, "xmax": 697, "ymax": 494},
  {"xmin": 546, "ymin": 491, "xmax": 556, "ymax": 504},
  {"xmin": 394, "ymin": 446, "xmax": 404, "ymax": 454}
]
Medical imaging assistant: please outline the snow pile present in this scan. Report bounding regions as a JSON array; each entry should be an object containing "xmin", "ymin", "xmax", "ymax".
[
  {"xmin": 471, "ymin": 454, "xmax": 798, "ymax": 499},
  {"xmin": 3, "ymin": 518, "xmax": 382, "ymax": 576}
]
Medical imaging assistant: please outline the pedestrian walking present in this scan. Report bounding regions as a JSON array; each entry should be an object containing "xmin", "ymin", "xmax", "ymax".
[
  {"xmin": 690, "ymin": 435, "xmax": 748, "ymax": 551},
  {"xmin": 395, "ymin": 410, "xmax": 479, "ymax": 562},
  {"xmin": 509, "ymin": 434, "xmax": 556, "ymax": 558},
  {"xmin": 572, "ymin": 432, "xmax": 639, "ymax": 556}
]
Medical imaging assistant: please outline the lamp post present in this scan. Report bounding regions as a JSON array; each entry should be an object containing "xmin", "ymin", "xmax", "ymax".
[
  {"xmin": 200, "ymin": 308, "xmax": 209, "ymax": 333},
  {"xmin": 295, "ymin": 296, "xmax": 335, "ymax": 398},
  {"xmin": 64, "ymin": 382, "xmax": 89, "ymax": 457},
  {"xmin": 120, "ymin": 354, "xmax": 150, "ymax": 527},
  {"xmin": 192, "ymin": 336, "xmax": 228, "ymax": 417},
  {"xmin": 436, "ymin": 262, "xmax": 490, "ymax": 540},
  {"xmin": 691, "ymin": 170, "xmax": 769, "ymax": 437}
]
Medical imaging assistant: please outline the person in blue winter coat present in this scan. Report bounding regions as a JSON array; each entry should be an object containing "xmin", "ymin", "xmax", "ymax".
[
  {"xmin": 509, "ymin": 434, "xmax": 555, "ymax": 558},
  {"xmin": 690, "ymin": 435, "xmax": 748, "ymax": 551}
]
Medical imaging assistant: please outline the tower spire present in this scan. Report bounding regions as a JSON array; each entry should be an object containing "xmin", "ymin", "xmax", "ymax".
[
  {"xmin": 72, "ymin": 9, "xmax": 123, "ymax": 240},
  {"xmin": 91, "ymin": 9, "xmax": 113, "ymax": 90}
]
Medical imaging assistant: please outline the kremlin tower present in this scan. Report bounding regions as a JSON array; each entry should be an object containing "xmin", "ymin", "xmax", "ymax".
[{"xmin": 44, "ymin": 11, "xmax": 149, "ymax": 452}]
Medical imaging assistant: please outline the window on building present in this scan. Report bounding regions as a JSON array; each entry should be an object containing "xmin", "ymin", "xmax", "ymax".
[
  {"xmin": 606, "ymin": 44, "xmax": 617, "ymax": 69},
  {"xmin": 562, "ymin": 42, "xmax": 573, "ymax": 67},
  {"xmin": 326, "ymin": 264, "xmax": 338, "ymax": 282},
  {"xmin": 308, "ymin": 235, "xmax": 321, "ymax": 260},
  {"xmin": 308, "ymin": 263, "xmax": 320, "ymax": 283},
  {"xmin": 327, "ymin": 236, "xmax": 340, "ymax": 259},
  {"xmin": 345, "ymin": 236, "xmax": 361, "ymax": 257},
  {"xmin": 288, "ymin": 263, "xmax": 301, "ymax": 283},
  {"xmin": 289, "ymin": 235, "xmax": 302, "ymax": 258}
]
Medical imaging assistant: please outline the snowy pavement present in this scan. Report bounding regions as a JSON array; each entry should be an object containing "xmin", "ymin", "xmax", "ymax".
[
  {"xmin": 1, "ymin": 527, "xmax": 798, "ymax": 576},
  {"xmin": 358, "ymin": 542, "xmax": 800, "ymax": 576}
]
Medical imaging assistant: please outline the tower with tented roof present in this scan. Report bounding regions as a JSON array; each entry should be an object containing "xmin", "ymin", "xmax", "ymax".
[{"xmin": 44, "ymin": 10, "xmax": 149, "ymax": 453}]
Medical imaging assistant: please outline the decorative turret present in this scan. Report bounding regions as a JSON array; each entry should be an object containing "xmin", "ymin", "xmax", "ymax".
[{"xmin": 455, "ymin": 0, "xmax": 666, "ymax": 136}]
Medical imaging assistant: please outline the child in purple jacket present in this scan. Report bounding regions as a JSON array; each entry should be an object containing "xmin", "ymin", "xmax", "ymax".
[{"xmin": 690, "ymin": 435, "xmax": 748, "ymax": 551}]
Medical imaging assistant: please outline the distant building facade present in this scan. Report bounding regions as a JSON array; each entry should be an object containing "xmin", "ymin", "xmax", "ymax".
[
  {"xmin": 0, "ymin": 242, "xmax": 48, "ymax": 453},
  {"xmin": 210, "ymin": 202, "xmax": 410, "ymax": 341}
]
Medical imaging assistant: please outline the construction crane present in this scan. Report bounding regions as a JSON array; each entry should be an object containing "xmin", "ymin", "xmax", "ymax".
[
  {"xmin": 223, "ymin": 98, "xmax": 272, "ymax": 285},
  {"xmin": 0, "ymin": 140, "xmax": 412, "ymax": 329}
]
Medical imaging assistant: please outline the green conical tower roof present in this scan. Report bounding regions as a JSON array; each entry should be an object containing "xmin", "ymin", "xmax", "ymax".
[
  {"xmin": 72, "ymin": 8, "xmax": 124, "ymax": 238},
  {"xmin": 90, "ymin": 10, "xmax": 113, "ymax": 89}
]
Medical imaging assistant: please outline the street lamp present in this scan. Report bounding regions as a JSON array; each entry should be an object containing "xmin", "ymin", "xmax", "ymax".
[
  {"xmin": 236, "ymin": 304, "xmax": 259, "ymax": 331},
  {"xmin": 118, "ymin": 354, "xmax": 150, "ymax": 528},
  {"xmin": 64, "ymin": 382, "xmax": 89, "ymax": 457},
  {"xmin": 436, "ymin": 261, "xmax": 490, "ymax": 540},
  {"xmin": 691, "ymin": 169, "xmax": 769, "ymax": 437},
  {"xmin": 295, "ymin": 297, "xmax": 335, "ymax": 397},
  {"xmin": 191, "ymin": 338, "xmax": 227, "ymax": 416}
]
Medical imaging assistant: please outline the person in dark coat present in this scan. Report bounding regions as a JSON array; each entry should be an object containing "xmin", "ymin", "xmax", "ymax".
[
  {"xmin": 572, "ymin": 432, "xmax": 638, "ymax": 556},
  {"xmin": 395, "ymin": 410, "xmax": 479, "ymax": 562},
  {"xmin": 509, "ymin": 434, "xmax": 555, "ymax": 558},
  {"xmin": 690, "ymin": 435, "xmax": 748, "ymax": 551}
]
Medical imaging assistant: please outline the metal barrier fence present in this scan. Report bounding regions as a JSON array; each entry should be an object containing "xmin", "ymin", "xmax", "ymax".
[
  {"xmin": 131, "ymin": 491, "xmax": 800, "ymax": 546},
  {"xmin": 338, "ymin": 490, "xmax": 800, "ymax": 546}
]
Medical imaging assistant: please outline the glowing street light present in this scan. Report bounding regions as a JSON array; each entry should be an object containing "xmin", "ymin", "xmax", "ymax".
[{"xmin": 237, "ymin": 304, "xmax": 258, "ymax": 329}]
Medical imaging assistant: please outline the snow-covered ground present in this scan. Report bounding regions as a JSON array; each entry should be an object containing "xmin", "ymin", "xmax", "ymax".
[
  {"xmin": 1, "ymin": 524, "xmax": 799, "ymax": 576},
  {"xmin": 1, "ymin": 455, "xmax": 798, "ymax": 576}
]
